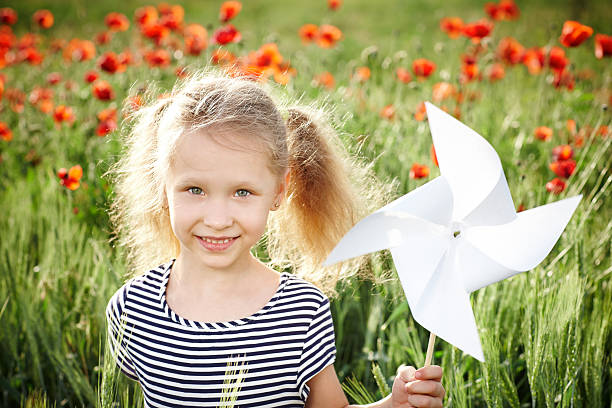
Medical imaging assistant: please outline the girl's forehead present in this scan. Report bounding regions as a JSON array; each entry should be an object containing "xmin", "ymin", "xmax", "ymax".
[
  {"xmin": 178, "ymin": 126, "xmax": 270, "ymax": 157},
  {"xmin": 168, "ymin": 127, "xmax": 277, "ymax": 180}
]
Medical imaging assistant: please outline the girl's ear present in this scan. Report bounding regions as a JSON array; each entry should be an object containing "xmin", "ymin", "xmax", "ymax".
[{"xmin": 271, "ymin": 169, "xmax": 290, "ymax": 211}]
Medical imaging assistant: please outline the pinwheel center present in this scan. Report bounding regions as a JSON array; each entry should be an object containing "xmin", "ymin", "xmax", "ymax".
[{"xmin": 450, "ymin": 221, "xmax": 465, "ymax": 239}]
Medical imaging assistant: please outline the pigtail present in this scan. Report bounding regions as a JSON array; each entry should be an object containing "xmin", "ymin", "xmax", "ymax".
[
  {"xmin": 267, "ymin": 106, "xmax": 388, "ymax": 297},
  {"xmin": 104, "ymin": 90, "xmax": 180, "ymax": 279}
]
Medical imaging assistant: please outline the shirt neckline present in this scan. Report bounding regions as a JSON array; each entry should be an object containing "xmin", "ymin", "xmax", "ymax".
[{"xmin": 158, "ymin": 258, "xmax": 290, "ymax": 330}]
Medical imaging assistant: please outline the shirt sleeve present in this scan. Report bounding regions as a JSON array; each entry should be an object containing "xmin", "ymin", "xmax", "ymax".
[
  {"xmin": 105, "ymin": 284, "xmax": 139, "ymax": 381},
  {"xmin": 296, "ymin": 297, "xmax": 337, "ymax": 401}
]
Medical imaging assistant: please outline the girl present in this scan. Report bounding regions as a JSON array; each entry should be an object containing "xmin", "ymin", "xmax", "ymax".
[{"xmin": 105, "ymin": 68, "xmax": 445, "ymax": 408}]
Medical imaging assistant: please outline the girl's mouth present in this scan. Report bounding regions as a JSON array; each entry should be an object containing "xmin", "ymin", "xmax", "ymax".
[{"xmin": 197, "ymin": 236, "xmax": 238, "ymax": 251}]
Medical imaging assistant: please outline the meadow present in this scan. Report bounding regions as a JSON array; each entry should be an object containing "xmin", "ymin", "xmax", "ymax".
[{"xmin": 0, "ymin": 0, "xmax": 610, "ymax": 406}]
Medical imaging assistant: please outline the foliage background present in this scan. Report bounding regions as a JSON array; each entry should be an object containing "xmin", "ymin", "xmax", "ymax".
[{"xmin": 0, "ymin": 0, "xmax": 610, "ymax": 407}]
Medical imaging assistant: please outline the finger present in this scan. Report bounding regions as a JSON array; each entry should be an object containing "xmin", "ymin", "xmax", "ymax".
[
  {"xmin": 406, "ymin": 380, "xmax": 445, "ymax": 398},
  {"xmin": 396, "ymin": 365, "xmax": 417, "ymax": 382},
  {"xmin": 415, "ymin": 365, "xmax": 443, "ymax": 381},
  {"xmin": 407, "ymin": 394, "xmax": 443, "ymax": 408}
]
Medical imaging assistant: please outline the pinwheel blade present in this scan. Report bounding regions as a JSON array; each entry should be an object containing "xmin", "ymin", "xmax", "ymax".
[
  {"xmin": 425, "ymin": 102, "xmax": 516, "ymax": 225},
  {"xmin": 392, "ymin": 244, "xmax": 484, "ymax": 361},
  {"xmin": 324, "ymin": 212, "xmax": 446, "ymax": 266},
  {"xmin": 324, "ymin": 176, "xmax": 453, "ymax": 265},
  {"xmin": 463, "ymin": 195, "xmax": 582, "ymax": 273}
]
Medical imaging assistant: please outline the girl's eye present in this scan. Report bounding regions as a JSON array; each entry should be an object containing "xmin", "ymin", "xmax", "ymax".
[
  {"xmin": 235, "ymin": 189, "xmax": 251, "ymax": 197},
  {"xmin": 187, "ymin": 187, "xmax": 203, "ymax": 195}
]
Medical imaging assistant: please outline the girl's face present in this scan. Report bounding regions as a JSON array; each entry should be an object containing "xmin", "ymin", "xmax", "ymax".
[{"xmin": 164, "ymin": 128, "xmax": 286, "ymax": 275}]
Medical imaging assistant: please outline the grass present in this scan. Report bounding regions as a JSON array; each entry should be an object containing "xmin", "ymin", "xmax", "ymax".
[{"xmin": 1, "ymin": 0, "xmax": 611, "ymax": 406}]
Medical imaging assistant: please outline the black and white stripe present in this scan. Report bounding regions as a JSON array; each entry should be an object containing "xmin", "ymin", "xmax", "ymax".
[{"xmin": 106, "ymin": 258, "xmax": 336, "ymax": 407}]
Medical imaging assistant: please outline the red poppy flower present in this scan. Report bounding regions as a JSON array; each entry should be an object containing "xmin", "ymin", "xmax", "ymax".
[
  {"xmin": 28, "ymin": 86, "xmax": 53, "ymax": 105},
  {"xmin": 46, "ymin": 72, "xmax": 61, "ymax": 85},
  {"xmin": 552, "ymin": 144, "xmax": 573, "ymax": 161},
  {"xmin": 440, "ymin": 17, "xmax": 463, "ymax": 39},
  {"xmin": 354, "ymin": 66, "xmax": 371, "ymax": 82},
  {"xmin": 463, "ymin": 19, "xmax": 494, "ymax": 43},
  {"xmin": 211, "ymin": 48, "xmax": 236, "ymax": 65},
  {"xmin": 0, "ymin": 8, "xmax": 17, "ymax": 25},
  {"xmin": 134, "ymin": 6, "xmax": 158, "ymax": 27},
  {"xmin": 96, "ymin": 119, "xmax": 117, "ymax": 136},
  {"xmin": 546, "ymin": 178, "xmax": 566, "ymax": 194},
  {"xmin": 145, "ymin": 48, "xmax": 171, "ymax": 67},
  {"xmin": 0, "ymin": 121, "xmax": 12, "ymax": 141},
  {"xmin": 219, "ymin": 1, "xmax": 242, "ymax": 22},
  {"xmin": 517, "ymin": 203, "xmax": 526, "ymax": 212},
  {"xmin": 595, "ymin": 34, "xmax": 612, "ymax": 59},
  {"xmin": 553, "ymin": 69, "xmax": 574, "ymax": 91},
  {"xmin": 92, "ymin": 80, "xmax": 114, "ymax": 100},
  {"xmin": 98, "ymin": 51, "xmax": 126, "ymax": 74},
  {"xmin": 497, "ymin": 37, "xmax": 524, "ymax": 65},
  {"xmin": 18, "ymin": 47, "xmax": 44, "ymax": 65},
  {"xmin": 460, "ymin": 60, "xmax": 479, "ymax": 83},
  {"xmin": 396, "ymin": 67, "xmax": 412, "ymax": 83},
  {"xmin": 566, "ymin": 119, "xmax": 577, "ymax": 135},
  {"xmin": 5, "ymin": 88, "xmax": 25, "ymax": 112},
  {"xmin": 299, "ymin": 24, "xmax": 318, "ymax": 44},
  {"xmin": 410, "ymin": 163, "xmax": 430, "ymax": 179},
  {"xmin": 53, "ymin": 105, "xmax": 75, "ymax": 124},
  {"xmin": 183, "ymin": 23, "xmax": 207, "ymax": 55},
  {"xmin": 159, "ymin": 4, "xmax": 183, "ymax": 31},
  {"xmin": 534, "ymin": 126, "xmax": 553, "ymax": 141},
  {"xmin": 522, "ymin": 47, "xmax": 545, "ymax": 74},
  {"xmin": 33, "ymin": 9, "xmax": 53, "ymax": 29},
  {"xmin": 84, "ymin": 70, "xmax": 99, "ymax": 83},
  {"xmin": 248, "ymin": 43, "xmax": 283, "ymax": 68},
  {"xmin": 125, "ymin": 94, "xmax": 143, "ymax": 113},
  {"xmin": 95, "ymin": 31, "xmax": 112, "ymax": 45},
  {"xmin": 380, "ymin": 105, "xmax": 396, "ymax": 120},
  {"xmin": 487, "ymin": 63, "xmax": 505, "ymax": 81},
  {"xmin": 485, "ymin": 0, "xmax": 519, "ymax": 20},
  {"xmin": 317, "ymin": 24, "xmax": 342, "ymax": 48},
  {"xmin": 313, "ymin": 72, "xmax": 335, "ymax": 89},
  {"xmin": 141, "ymin": 22, "xmax": 170, "ymax": 46},
  {"xmin": 329, "ymin": 0, "xmax": 342, "ymax": 10},
  {"xmin": 105, "ymin": 12, "xmax": 129, "ymax": 31},
  {"xmin": 549, "ymin": 159, "xmax": 576, "ymax": 178},
  {"xmin": 63, "ymin": 39, "xmax": 96, "ymax": 62},
  {"xmin": 431, "ymin": 144, "xmax": 438, "ymax": 167},
  {"xmin": 0, "ymin": 25, "xmax": 16, "ymax": 49},
  {"xmin": 414, "ymin": 102, "xmax": 427, "ymax": 121},
  {"xmin": 432, "ymin": 82, "xmax": 456, "ymax": 102},
  {"xmin": 57, "ymin": 165, "xmax": 83, "ymax": 190},
  {"xmin": 547, "ymin": 46, "xmax": 568, "ymax": 71},
  {"xmin": 412, "ymin": 58, "xmax": 436, "ymax": 79},
  {"xmin": 559, "ymin": 21, "xmax": 593, "ymax": 48},
  {"xmin": 97, "ymin": 107, "xmax": 117, "ymax": 122},
  {"xmin": 213, "ymin": 24, "xmax": 241, "ymax": 45}
]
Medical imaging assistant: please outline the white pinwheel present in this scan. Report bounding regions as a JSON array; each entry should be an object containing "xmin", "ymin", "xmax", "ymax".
[{"xmin": 325, "ymin": 102, "xmax": 582, "ymax": 361}]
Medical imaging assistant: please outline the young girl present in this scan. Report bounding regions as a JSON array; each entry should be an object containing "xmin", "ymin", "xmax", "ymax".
[{"xmin": 105, "ymin": 69, "xmax": 445, "ymax": 408}]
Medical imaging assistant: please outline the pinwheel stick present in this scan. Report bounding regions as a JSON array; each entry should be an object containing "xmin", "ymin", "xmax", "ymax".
[{"xmin": 424, "ymin": 332, "xmax": 436, "ymax": 366}]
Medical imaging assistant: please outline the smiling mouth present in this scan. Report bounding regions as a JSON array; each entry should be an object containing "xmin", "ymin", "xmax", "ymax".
[
  {"xmin": 201, "ymin": 237, "xmax": 234, "ymax": 244},
  {"xmin": 197, "ymin": 235, "xmax": 238, "ymax": 251}
]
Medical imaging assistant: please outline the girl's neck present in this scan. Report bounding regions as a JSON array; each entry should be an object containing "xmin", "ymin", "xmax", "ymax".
[{"xmin": 170, "ymin": 252, "xmax": 267, "ymax": 294}]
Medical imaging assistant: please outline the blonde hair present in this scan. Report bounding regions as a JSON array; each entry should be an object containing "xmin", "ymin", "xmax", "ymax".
[{"xmin": 105, "ymin": 67, "xmax": 388, "ymax": 297}]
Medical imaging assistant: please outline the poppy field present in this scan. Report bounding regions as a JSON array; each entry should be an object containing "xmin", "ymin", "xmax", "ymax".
[{"xmin": 0, "ymin": 0, "xmax": 610, "ymax": 406}]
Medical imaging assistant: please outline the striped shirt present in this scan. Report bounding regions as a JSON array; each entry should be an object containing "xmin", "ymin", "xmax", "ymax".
[{"xmin": 105, "ymin": 258, "xmax": 337, "ymax": 407}]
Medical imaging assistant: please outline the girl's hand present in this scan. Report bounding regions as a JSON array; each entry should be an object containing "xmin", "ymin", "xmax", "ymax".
[{"xmin": 390, "ymin": 365, "xmax": 445, "ymax": 408}]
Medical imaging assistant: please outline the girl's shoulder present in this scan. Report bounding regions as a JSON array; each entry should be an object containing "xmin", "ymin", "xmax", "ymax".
[
  {"xmin": 106, "ymin": 259, "xmax": 172, "ymax": 319},
  {"xmin": 281, "ymin": 272, "xmax": 330, "ymax": 307}
]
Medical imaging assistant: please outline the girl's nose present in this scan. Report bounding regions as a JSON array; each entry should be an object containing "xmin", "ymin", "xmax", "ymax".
[{"xmin": 203, "ymin": 200, "xmax": 234, "ymax": 230}]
